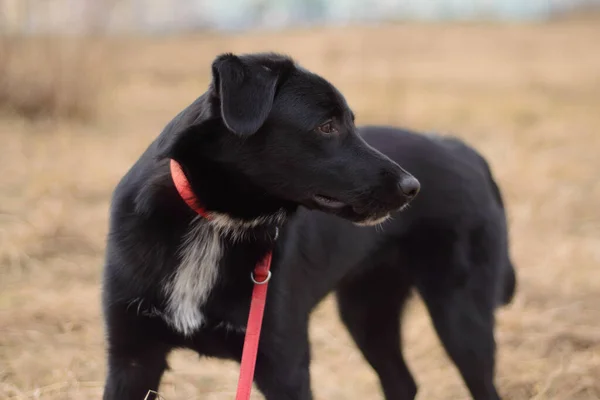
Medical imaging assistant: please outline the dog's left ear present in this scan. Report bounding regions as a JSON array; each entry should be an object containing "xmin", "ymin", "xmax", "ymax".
[{"xmin": 211, "ymin": 54, "xmax": 278, "ymax": 136}]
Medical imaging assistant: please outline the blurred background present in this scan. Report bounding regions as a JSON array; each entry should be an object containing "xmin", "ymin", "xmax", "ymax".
[{"xmin": 1, "ymin": 1, "xmax": 599, "ymax": 399}]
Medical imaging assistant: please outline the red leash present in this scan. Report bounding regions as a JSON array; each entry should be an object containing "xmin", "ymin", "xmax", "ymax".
[
  {"xmin": 170, "ymin": 159, "xmax": 274, "ymax": 400},
  {"xmin": 235, "ymin": 251, "xmax": 273, "ymax": 400}
]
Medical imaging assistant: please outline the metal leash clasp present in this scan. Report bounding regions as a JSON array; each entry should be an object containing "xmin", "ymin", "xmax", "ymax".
[
  {"xmin": 249, "ymin": 227, "xmax": 278, "ymax": 285},
  {"xmin": 250, "ymin": 270, "xmax": 272, "ymax": 285}
]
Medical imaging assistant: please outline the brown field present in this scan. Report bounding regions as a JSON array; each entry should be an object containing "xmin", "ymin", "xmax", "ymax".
[{"xmin": 1, "ymin": 18, "xmax": 600, "ymax": 400}]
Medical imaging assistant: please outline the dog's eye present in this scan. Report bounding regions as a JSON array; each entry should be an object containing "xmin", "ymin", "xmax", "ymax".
[{"xmin": 316, "ymin": 121, "xmax": 336, "ymax": 135}]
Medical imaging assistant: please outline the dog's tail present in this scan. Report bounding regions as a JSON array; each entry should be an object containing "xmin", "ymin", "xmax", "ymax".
[{"xmin": 500, "ymin": 259, "xmax": 517, "ymax": 305}]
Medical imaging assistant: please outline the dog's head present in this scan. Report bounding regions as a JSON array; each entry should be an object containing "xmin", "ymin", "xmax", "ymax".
[{"xmin": 163, "ymin": 52, "xmax": 419, "ymax": 227}]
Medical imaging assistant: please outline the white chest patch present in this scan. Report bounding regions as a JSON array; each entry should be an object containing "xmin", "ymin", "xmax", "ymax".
[{"xmin": 165, "ymin": 218, "xmax": 222, "ymax": 336}]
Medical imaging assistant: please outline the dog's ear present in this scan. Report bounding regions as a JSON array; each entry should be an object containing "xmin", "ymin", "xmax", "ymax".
[{"xmin": 211, "ymin": 53, "xmax": 278, "ymax": 136}]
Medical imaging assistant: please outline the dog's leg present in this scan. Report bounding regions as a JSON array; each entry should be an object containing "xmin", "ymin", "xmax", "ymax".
[
  {"xmin": 102, "ymin": 307, "xmax": 171, "ymax": 400},
  {"xmin": 252, "ymin": 322, "xmax": 313, "ymax": 400},
  {"xmin": 103, "ymin": 345, "xmax": 170, "ymax": 400},
  {"xmin": 416, "ymin": 269, "xmax": 500, "ymax": 400},
  {"xmin": 103, "ymin": 349, "xmax": 169, "ymax": 400},
  {"xmin": 336, "ymin": 267, "xmax": 416, "ymax": 400}
]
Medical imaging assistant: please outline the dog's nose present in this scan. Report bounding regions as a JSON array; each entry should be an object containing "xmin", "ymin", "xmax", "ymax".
[{"xmin": 398, "ymin": 175, "xmax": 420, "ymax": 199}]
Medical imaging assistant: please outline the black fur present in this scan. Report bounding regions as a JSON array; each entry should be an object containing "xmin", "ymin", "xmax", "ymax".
[{"xmin": 102, "ymin": 52, "xmax": 515, "ymax": 400}]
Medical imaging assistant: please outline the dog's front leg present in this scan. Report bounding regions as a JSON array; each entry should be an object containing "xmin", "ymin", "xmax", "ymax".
[
  {"xmin": 102, "ymin": 305, "xmax": 172, "ymax": 400},
  {"xmin": 253, "ymin": 326, "xmax": 313, "ymax": 400},
  {"xmin": 103, "ymin": 350, "xmax": 169, "ymax": 400}
]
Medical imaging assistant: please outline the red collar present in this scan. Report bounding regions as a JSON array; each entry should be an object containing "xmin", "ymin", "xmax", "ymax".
[
  {"xmin": 169, "ymin": 159, "xmax": 211, "ymax": 219},
  {"xmin": 169, "ymin": 157, "xmax": 273, "ymax": 400}
]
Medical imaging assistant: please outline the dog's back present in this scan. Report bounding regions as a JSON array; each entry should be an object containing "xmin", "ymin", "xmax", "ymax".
[{"xmin": 357, "ymin": 125, "xmax": 516, "ymax": 307}]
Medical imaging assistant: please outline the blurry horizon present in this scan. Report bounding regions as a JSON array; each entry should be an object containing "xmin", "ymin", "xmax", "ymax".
[{"xmin": 2, "ymin": 0, "xmax": 600, "ymax": 34}]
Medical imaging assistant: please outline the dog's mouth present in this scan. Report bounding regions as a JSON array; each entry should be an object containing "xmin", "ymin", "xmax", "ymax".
[
  {"xmin": 312, "ymin": 194, "xmax": 347, "ymax": 210},
  {"xmin": 306, "ymin": 191, "xmax": 412, "ymax": 227},
  {"xmin": 354, "ymin": 213, "xmax": 393, "ymax": 227},
  {"xmin": 309, "ymin": 194, "xmax": 405, "ymax": 226},
  {"xmin": 353, "ymin": 202, "xmax": 411, "ymax": 227}
]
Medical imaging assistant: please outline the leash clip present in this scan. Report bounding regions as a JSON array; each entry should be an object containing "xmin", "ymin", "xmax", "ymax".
[{"xmin": 250, "ymin": 270, "xmax": 272, "ymax": 285}]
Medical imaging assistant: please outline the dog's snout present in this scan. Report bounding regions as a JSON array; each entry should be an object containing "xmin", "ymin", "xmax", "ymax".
[{"xmin": 398, "ymin": 175, "xmax": 420, "ymax": 199}]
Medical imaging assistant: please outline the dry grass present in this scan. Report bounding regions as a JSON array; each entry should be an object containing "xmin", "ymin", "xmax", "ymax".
[
  {"xmin": 1, "ymin": 18, "xmax": 600, "ymax": 400},
  {"xmin": 0, "ymin": 36, "xmax": 106, "ymax": 121}
]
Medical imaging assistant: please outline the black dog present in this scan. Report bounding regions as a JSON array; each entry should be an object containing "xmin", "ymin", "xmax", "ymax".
[{"xmin": 102, "ymin": 52, "xmax": 515, "ymax": 400}]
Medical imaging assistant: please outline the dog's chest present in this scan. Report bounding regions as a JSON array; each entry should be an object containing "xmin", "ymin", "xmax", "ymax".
[{"xmin": 165, "ymin": 220, "xmax": 222, "ymax": 336}]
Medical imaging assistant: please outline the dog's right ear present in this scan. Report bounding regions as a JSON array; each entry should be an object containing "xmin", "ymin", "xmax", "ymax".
[{"xmin": 211, "ymin": 53, "xmax": 278, "ymax": 136}]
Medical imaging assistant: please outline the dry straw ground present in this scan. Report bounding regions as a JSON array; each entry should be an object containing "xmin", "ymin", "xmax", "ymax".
[{"xmin": 1, "ymin": 17, "xmax": 599, "ymax": 400}]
